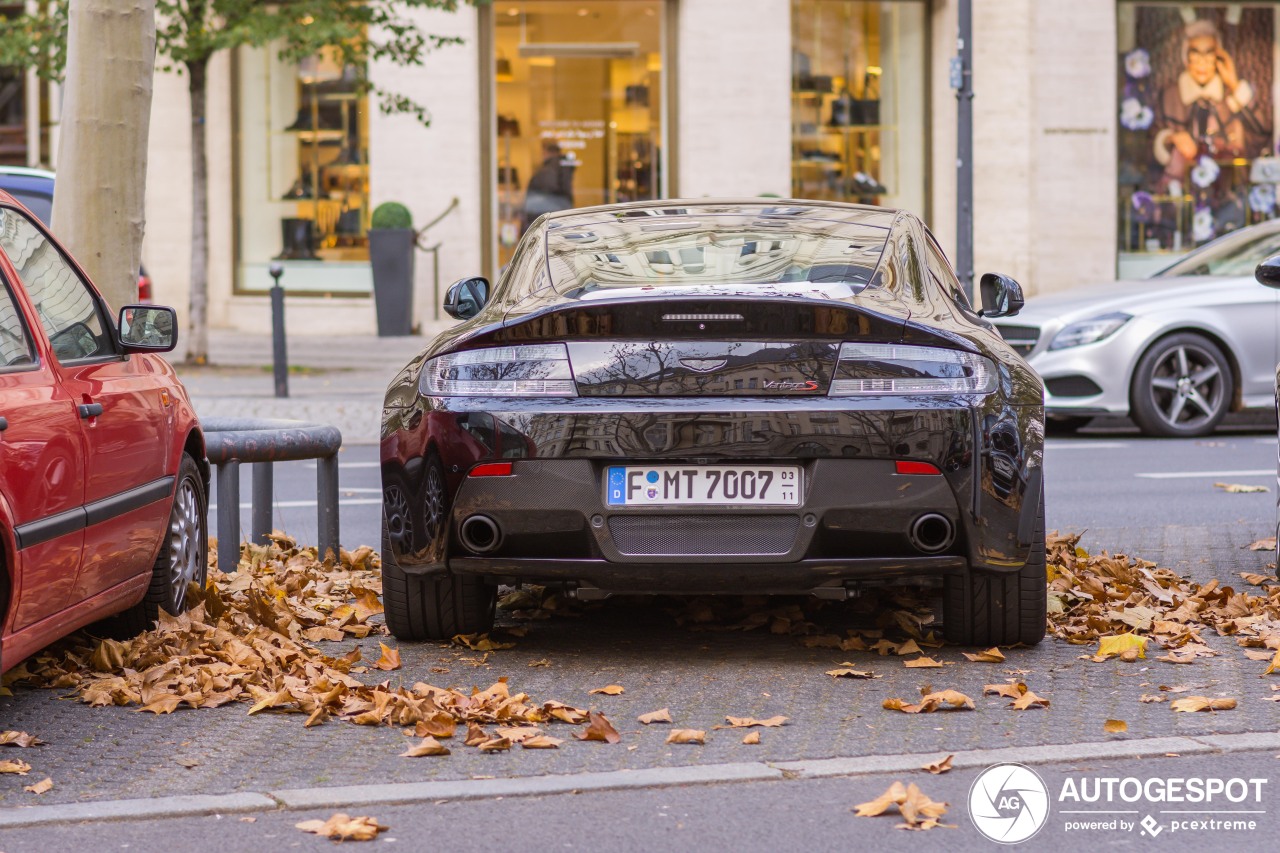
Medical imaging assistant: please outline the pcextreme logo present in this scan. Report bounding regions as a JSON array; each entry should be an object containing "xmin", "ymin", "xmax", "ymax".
[{"xmin": 968, "ymin": 763, "xmax": 1051, "ymax": 844}]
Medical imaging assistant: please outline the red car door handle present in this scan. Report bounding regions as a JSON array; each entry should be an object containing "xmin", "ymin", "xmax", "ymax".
[{"xmin": 78, "ymin": 403, "xmax": 104, "ymax": 419}]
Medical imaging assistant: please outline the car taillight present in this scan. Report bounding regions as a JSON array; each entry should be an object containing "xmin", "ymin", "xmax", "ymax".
[
  {"xmin": 419, "ymin": 344, "xmax": 577, "ymax": 397},
  {"xmin": 829, "ymin": 343, "xmax": 996, "ymax": 396},
  {"xmin": 137, "ymin": 273, "xmax": 152, "ymax": 302}
]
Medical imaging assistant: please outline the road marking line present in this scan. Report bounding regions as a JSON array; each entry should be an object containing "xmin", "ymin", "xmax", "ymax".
[
  {"xmin": 1045, "ymin": 442, "xmax": 1129, "ymax": 450},
  {"xmin": 210, "ymin": 499, "xmax": 382, "ymax": 510},
  {"xmin": 1135, "ymin": 469, "xmax": 1273, "ymax": 479}
]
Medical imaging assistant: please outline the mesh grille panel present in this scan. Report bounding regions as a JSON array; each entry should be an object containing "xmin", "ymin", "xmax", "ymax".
[
  {"xmin": 608, "ymin": 515, "xmax": 800, "ymax": 557},
  {"xmin": 994, "ymin": 324, "xmax": 1040, "ymax": 356}
]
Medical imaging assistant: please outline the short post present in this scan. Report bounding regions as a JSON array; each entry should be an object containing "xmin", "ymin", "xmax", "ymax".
[
  {"xmin": 317, "ymin": 454, "xmax": 340, "ymax": 560},
  {"xmin": 269, "ymin": 262, "xmax": 289, "ymax": 398},
  {"xmin": 251, "ymin": 461, "xmax": 273, "ymax": 545},
  {"xmin": 216, "ymin": 459, "xmax": 241, "ymax": 573}
]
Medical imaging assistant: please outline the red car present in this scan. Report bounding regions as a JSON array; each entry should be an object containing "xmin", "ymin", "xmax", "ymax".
[{"xmin": 0, "ymin": 190, "xmax": 207, "ymax": 674}]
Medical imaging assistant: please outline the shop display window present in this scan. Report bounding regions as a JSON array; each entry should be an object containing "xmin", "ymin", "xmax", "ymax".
[
  {"xmin": 491, "ymin": 0, "xmax": 666, "ymax": 268},
  {"xmin": 234, "ymin": 46, "xmax": 371, "ymax": 294},
  {"xmin": 790, "ymin": 0, "xmax": 926, "ymax": 214},
  {"xmin": 1118, "ymin": 3, "xmax": 1278, "ymax": 265}
]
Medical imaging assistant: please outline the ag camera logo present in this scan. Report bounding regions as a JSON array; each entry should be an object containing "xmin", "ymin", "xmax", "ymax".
[{"xmin": 969, "ymin": 763, "xmax": 1051, "ymax": 844}]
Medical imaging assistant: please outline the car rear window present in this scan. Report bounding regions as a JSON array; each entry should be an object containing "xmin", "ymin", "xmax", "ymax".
[{"xmin": 542, "ymin": 209, "xmax": 891, "ymax": 299}]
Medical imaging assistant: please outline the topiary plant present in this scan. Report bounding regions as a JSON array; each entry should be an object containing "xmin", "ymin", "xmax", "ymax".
[{"xmin": 371, "ymin": 202, "xmax": 413, "ymax": 230}]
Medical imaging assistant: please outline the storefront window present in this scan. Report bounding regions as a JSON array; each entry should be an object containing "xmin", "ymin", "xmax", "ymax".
[
  {"xmin": 790, "ymin": 1, "xmax": 927, "ymax": 214},
  {"xmin": 1117, "ymin": 3, "xmax": 1277, "ymax": 270},
  {"xmin": 491, "ymin": 0, "xmax": 666, "ymax": 267},
  {"xmin": 235, "ymin": 47, "xmax": 371, "ymax": 294}
]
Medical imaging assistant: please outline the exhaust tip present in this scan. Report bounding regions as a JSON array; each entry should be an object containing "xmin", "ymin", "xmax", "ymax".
[
  {"xmin": 909, "ymin": 513, "xmax": 954, "ymax": 554},
  {"xmin": 459, "ymin": 515, "xmax": 502, "ymax": 554}
]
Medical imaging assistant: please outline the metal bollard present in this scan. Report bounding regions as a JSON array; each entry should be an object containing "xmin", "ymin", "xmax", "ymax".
[
  {"xmin": 252, "ymin": 461, "xmax": 273, "ymax": 545},
  {"xmin": 269, "ymin": 262, "xmax": 289, "ymax": 398},
  {"xmin": 216, "ymin": 459, "xmax": 241, "ymax": 574}
]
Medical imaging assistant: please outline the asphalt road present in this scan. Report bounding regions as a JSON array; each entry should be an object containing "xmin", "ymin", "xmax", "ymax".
[
  {"xmin": 2, "ymin": 748, "xmax": 1278, "ymax": 851},
  {"xmin": 4, "ymin": 424, "xmax": 1280, "ymax": 850}
]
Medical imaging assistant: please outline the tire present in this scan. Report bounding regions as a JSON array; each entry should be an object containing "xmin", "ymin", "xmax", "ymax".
[
  {"xmin": 381, "ymin": 481, "xmax": 495, "ymax": 642},
  {"xmin": 944, "ymin": 492, "xmax": 1046, "ymax": 646},
  {"xmin": 104, "ymin": 453, "xmax": 209, "ymax": 637},
  {"xmin": 382, "ymin": 471, "xmax": 418, "ymax": 556},
  {"xmin": 1129, "ymin": 332, "xmax": 1233, "ymax": 437}
]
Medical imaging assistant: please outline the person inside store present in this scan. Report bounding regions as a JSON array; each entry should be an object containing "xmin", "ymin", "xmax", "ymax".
[
  {"xmin": 1153, "ymin": 18, "xmax": 1255, "ymax": 185},
  {"xmin": 523, "ymin": 139, "xmax": 576, "ymax": 229}
]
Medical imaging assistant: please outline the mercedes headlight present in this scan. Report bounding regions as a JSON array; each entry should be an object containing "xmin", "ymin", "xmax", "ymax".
[{"xmin": 1048, "ymin": 313, "xmax": 1131, "ymax": 351}]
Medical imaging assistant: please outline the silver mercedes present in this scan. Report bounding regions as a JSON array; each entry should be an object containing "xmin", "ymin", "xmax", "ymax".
[{"xmin": 993, "ymin": 220, "xmax": 1280, "ymax": 437}]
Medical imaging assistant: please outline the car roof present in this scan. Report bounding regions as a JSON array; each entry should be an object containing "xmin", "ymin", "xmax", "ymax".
[{"xmin": 542, "ymin": 198, "xmax": 901, "ymax": 232}]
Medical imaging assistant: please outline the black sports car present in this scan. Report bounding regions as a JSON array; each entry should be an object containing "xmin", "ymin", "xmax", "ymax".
[{"xmin": 380, "ymin": 200, "xmax": 1046, "ymax": 646}]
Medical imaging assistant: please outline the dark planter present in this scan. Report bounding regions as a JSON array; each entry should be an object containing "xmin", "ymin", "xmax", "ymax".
[{"xmin": 369, "ymin": 229, "xmax": 415, "ymax": 336}]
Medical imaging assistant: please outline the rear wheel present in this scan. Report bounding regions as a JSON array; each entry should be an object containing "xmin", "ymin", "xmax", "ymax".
[
  {"xmin": 381, "ymin": 479, "xmax": 495, "ymax": 641},
  {"xmin": 944, "ymin": 492, "xmax": 1046, "ymax": 646},
  {"xmin": 1130, "ymin": 332, "xmax": 1232, "ymax": 437},
  {"xmin": 105, "ymin": 453, "xmax": 208, "ymax": 637}
]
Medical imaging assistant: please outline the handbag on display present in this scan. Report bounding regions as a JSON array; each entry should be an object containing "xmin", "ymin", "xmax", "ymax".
[
  {"xmin": 497, "ymin": 114, "xmax": 521, "ymax": 137},
  {"xmin": 1250, "ymin": 156, "xmax": 1280, "ymax": 184}
]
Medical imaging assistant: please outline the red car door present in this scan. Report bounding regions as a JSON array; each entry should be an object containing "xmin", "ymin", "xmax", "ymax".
[
  {"xmin": 0, "ymin": 208, "xmax": 168, "ymax": 603},
  {"xmin": 0, "ymin": 273, "xmax": 85, "ymax": 633}
]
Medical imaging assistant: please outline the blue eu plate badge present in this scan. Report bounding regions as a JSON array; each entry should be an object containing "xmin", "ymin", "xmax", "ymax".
[{"xmin": 607, "ymin": 467, "xmax": 627, "ymax": 505}]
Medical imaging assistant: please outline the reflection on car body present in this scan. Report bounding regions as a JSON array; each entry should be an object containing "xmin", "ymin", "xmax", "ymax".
[{"xmin": 381, "ymin": 199, "xmax": 1047, "ymax": 647}]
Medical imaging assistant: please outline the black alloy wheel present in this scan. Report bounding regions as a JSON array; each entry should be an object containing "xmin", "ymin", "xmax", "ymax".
[{"xmin": 1130, "ymin": 332, "xmax": 1233, "ymax": 437}]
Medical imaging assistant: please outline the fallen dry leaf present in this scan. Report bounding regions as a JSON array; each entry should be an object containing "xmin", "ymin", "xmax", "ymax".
[
  {"xmin": 638, "ymin": 708, "xmax": 673, "ymax": 725},
  {"xmin": 520, "ymin": 735, "xmax": 563, "ymax": 749},
  {"xmin": 464, "ymin": 722, "xmax": 488, "ymax": 747},
  {"xmin": 921, "ymin": 755, "xmax": 953, "ymax": 774},
  {"xmin": 854, "ymin": 781, "xmax": 949, "ymax": 830},
  {"xmin": 742, "ymin": 731, "xmax": 761, "ymax": 745},
  {"xmin": 883, "ymin": 689, "xmax": 974, "ymax": 714},
  {"xmin": 1248, "ymin": 538, "xmax": 1277, "ymax": 552},
  {"xmin": 0, "ymin": 731, "xmax": 44, "ymax": 748},
  {"xmin": 373, "ymin": 643, "xmax": 401, "ymax": 671},
  {"xmin": 1104, "ymin": 719, "xmax": 1128, "ymax": 733},
  {"xmin": 1215, "ymin": 482, "xmax": 1269, "ymax": 493},
  {"xmin": 0, "ymin": 759, "xmax": 32, "ymax": 775},
  {"xmin": 962, "ymin": 647, "xmax": 1005, "ymax": 663},
  {"xmin": 24, "ymin": 777, "xmax": 52, "ymax": 795},
  {"xmin": 1094, "ymin": 634, "xmax": 1147, "ymax": 661},
  {"xmin": 574, "ymin": 711, "xmax": 621, "ymax": 744},
  {"xmin": 722, "ymin": 715, "xmax": 787, "ymax": 728},
  {"xmin": 451, "ymin": 633, "xmax": 515, "ymax": 652},
  {"xmin": 296, "ymin": 813, "xmax": 388, "ymax": 841},
  {"xmin": 174, "ymin": 757, "xmax": 200, "ymax": 769},
  {"xmin": 588, "ymin": 684, "xmax": 625, "ymax": 696},
  {"xmin": 826, "ymin": 665, "xmax": 880, "ymax": 679},
  {"xmin": 1171, "ymin": 696, "xmax": 1237, "ymax": 712},
  {"xmin": 477, "ymin": 737, "xmax": 512, "ymax": 753},
  {"xmin": 1139, "ymin": 694, "xmax": 1167, "ymax": 703},
  {"xmin": 1011, "ymin": 689, "xmax": 1050, "ymax": 711},
  {"xmin": 400, "ymin": 737, "xmax": 450, "ymax": 757},
  {"xmin": 903, "ymin": 656, "xmax": 946, "ymax": 669},
  {"xmin": 666, "ymin": 729, "xmax": 706, "ymax": 745}
]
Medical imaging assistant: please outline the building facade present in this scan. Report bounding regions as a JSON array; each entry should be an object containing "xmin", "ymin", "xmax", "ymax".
[{"xmin": 126, "ymin": 1, "xmax": 1276, "ymax": 336}]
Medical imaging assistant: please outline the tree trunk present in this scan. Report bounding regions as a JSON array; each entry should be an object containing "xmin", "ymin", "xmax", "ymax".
[
  {"xmin": 50, "ymin": 0, "xmax": 155, "ymax": 312},
  {"xmin": 185, "ymin": 57, "xmax": 209, "ymax": 364}
]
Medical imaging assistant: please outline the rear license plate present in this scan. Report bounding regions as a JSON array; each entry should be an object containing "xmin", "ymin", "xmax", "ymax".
[{"xmin": 605, "ymin": 465, "xmax": 801, "ymax": 506}]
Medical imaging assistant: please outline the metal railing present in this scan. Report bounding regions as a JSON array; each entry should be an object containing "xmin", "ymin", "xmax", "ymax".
[{"xmin": 202, "ymin": 417, "xmax": 343, "ymax": 571}]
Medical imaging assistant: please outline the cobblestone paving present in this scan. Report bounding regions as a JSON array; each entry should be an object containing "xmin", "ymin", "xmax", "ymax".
[{"xmin": 2, "ymin": 524, "xmax": 1274, "ymax": 808}]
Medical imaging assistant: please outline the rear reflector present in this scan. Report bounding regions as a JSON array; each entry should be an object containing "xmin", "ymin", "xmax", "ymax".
[
  {"xmin": 469, "ymin": 462, "xmax": 513, "ymax": 477},
  {"xmin": 895, "ymin": 460, "xmax": 942, "ymax": 476}
]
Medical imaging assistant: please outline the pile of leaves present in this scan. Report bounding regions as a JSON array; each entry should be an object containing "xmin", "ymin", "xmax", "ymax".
[
  {"xmin": 1045, "ymin": 532, "xmax": 1280, "ymax": 666},
  {"xmin": 2, "ymin": 537, "xmax": 600, "ymax": 746}
]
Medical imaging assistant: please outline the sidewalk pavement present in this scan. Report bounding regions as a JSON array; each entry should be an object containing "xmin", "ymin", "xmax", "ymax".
[{"xmin": 170, "ymin": 324, "xmax": 452, "ymax": 445}]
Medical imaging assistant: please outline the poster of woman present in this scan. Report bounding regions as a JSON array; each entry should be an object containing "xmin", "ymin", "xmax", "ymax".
[{"xmin": 1119, "ymin": 5, "xmax": 1274, "ymax": 251}]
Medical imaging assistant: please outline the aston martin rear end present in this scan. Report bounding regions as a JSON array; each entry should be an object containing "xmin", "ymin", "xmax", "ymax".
[{"xmin": 380, "ymin": 200, "xmax": 1046, "ymax": 646}]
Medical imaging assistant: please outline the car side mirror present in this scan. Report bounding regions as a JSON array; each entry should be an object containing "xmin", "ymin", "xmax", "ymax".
[
  {"xmin": 1256, "ymin": 255, "xmax": 1280, "ymax": 289},
  {"xmin": 117, "ymin": 305, "xmax": 177, "ymax": 353},
  {"xmin": 444, "ymin": 276, "xmax": 490, "ymax": 320},
  {"xmin": 978, "ymin": 273, "xmax": 1025, "ymax": 318}
]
